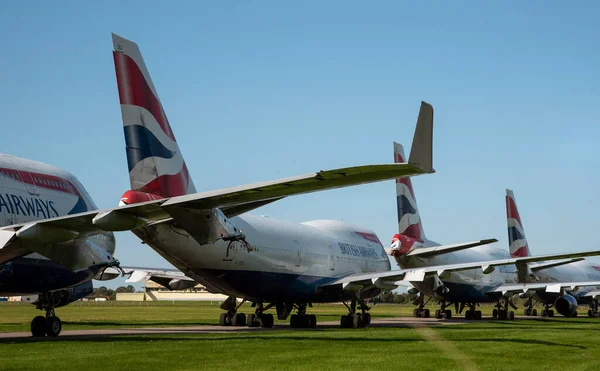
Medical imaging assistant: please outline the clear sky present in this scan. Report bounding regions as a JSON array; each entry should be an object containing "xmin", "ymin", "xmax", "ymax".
[{"xmin": 1, "ymin": 1, "xmax": 599, "ymax": 289}]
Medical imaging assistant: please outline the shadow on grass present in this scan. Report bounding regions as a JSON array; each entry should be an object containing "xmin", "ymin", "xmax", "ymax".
[
  {"xmin": 62, "ymin": 321, "xmax": 216, "ymax": 327},
  {"xmin": 0, "ymin": 332, "xmax": 586, "ymax": 350}
]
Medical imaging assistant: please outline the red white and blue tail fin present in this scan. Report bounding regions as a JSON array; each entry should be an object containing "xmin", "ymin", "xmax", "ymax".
[
  {"xmin": 112, "ymin": 34, "xmax": 196, "ymax": 199},
  {"xmin": 506, "ymin": 189, "xmax": 531, "ymax": 258},
  {"xmin": 391, "ymin": 142, "xmax": 426, "ymax": 255}
]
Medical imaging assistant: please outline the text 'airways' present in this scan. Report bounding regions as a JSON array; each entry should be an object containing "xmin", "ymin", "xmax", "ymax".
[{"xmin": 0, "ymin": 194, "xmax": 60, "ymax": 218}]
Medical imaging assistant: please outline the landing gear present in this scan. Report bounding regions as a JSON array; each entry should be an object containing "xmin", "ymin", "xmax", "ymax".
[
  {"xmin": 412, "ymin": 293, "xmax": 432, "ymax": 318},
  {"xmin": 289, "ymin": 303, "xmax": 317, "ymax": 329},
  {"xmin": 246, "ymin": 302, "xmax": 275, "ymax": 328},
  {"xmin": 493, "ymin": 299, "xmax": 515, "ymax": 320},
  {"xmin": 30, "ymin": 306, "xmax": 62, "ymax": 337},
  {"xmin": 523, "ymin": 298, "xmax": 538, "ymax": 316},
  {"xmin": 588, "ymin": 299, "xmax": 600, "ymax": 318},
  {"xmin": 540, "ymin": 304, "xmax": 555, "ymax": 318},
  {"xmin": 340, "ymin": 298, "xmax": 371, "ymax": 328},
  {"xmin": 463, "ymin": 303, "xmax": 482, "ymax": 320},
  {"xmin": 219, "ymin": 296, "xmax": 247, "ymax": 326},
  {"xmin": 434, "ymin": 301, "xmax": 453, "ymax": 319}
]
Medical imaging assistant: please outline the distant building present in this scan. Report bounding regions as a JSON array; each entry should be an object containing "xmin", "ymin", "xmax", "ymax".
[{"xmin": 116, "ymin": 281, "xmax": 228, "ymax": 302}]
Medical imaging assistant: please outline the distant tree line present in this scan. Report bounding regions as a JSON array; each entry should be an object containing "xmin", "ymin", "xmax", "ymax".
[
  {"xmin": 376, "ymin": 289, "xmax": 417, "ymax": 304},
  {"xmin": 87, "ymin": 285, "xmax": 136, "ymax": 300}
]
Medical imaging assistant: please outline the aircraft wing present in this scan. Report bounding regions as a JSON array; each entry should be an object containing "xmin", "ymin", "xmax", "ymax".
[
  {"xmin": 529, "ymin": 258, "xmax": 585, "ymax": 272},
  {"xmin": 404, "ymin": 239, "xmax": 498, "ymax": 258},
  {"xmin": 0, "ymin": 102, "xmax": 434, "ymax": 265},
  {"xmin": 489, "ymin": 281, "xmax": 600, "ymax": 295},
  {"xmin": 99, "ymin": 266, "xmax": 198, "ymax": 291},
  {"xmin": 320, "ymin": 251, "xmax": 600, "ymax": 291}
]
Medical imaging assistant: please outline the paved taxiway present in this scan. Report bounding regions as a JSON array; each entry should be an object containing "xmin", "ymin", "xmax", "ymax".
[{"xmin": 0, "ymin": 316, "xmax": 498, "ymax": 341}]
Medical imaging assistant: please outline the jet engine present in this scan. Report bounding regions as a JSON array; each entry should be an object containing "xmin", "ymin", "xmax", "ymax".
[{"xmin": 555, "ymin": 294, "xmax": 578, "ymax": 317}]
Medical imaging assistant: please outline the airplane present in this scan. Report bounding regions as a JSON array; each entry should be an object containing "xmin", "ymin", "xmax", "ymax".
[
  {"xmin": 387, "ymin": 142, "xmax": 600, "ymax": 320},
  {"xmin": 0, "ymin": 154, "xmax": 118, "ymax": 337},
  {"xmin": 3, "ymin": 34, "xmax": 600, "ymax": 332},
  {"xmin": 505, "ymin": 189, "xmax": 600, "ymax": 318},
  {"xmin": 103, "ymin": 34, "xmax": 600, "ymax": 328},
  {"xmin": 0, "ymin": 33, "xmax": 441, "ymax": 330}
]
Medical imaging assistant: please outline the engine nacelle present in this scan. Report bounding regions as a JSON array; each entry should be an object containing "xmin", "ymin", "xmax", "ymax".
[{"xmin": 555, "ymin": 294, "xmax": 578, "ymax": 317}]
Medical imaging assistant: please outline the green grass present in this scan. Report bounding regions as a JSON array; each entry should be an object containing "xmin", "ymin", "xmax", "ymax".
[
  {"xmin": 0, "ymin": 301, "xmax": 418, "ymax": 332},
  {"xmin": 1, "ymin": 302, "xmax": 598, "ymax": 370}
]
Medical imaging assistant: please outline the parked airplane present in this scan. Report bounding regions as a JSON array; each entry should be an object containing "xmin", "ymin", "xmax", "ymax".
[
  {"xmin": 388, "ymin": 143, "xmax": 600, "ymax": 320},
  {"xmin": 506, "ymin": 189, "xmax": 600, "ymax": 318},
  {"xmin": 104, "ymin": 34, "xmax": 600, "ymax": 328},
  {"xmin": 0, "ymin": 155, "xmax": 117, "ymax": 336}
]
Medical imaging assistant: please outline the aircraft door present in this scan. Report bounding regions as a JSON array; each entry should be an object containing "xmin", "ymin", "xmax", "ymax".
[
  {"xmin": 328, "ymin": 244, "xmax": 335, "ymax": 271},
  {"xmin": 5, "ymin": 157, "xmax": 39, "ymax": 196},
  {"xmin": 294, "ymin": 240, "xmax": 301, "ymax": 267}
]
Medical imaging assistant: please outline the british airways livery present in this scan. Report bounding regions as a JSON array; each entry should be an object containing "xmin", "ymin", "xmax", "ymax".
[
  {"xmin": 0, "ymin": 154, "xmax": 117, "ymax": 337},
  {"xmin": 389, "ymin": 143, "xmax": 600, "ymax": 321}
]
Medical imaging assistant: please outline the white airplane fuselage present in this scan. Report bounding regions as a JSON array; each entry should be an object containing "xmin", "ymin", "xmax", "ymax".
[
  {"xmin": 133, "ymin": 215, "xmax": 391, "ymax": 302},
  {"xmin": 0, "ymin": 154, "xmax": 115, "ymax": 296}
]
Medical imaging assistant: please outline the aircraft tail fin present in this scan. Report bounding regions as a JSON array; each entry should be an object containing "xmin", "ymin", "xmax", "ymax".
[
  {"xmin": 506, "ymin": 189, "xmax": 531, "ymax": 258},
  {"xmin": 391, "ymin": 141, "xmax": 427, "ymax": 255},
  {"xmin": 112, "ymin": 33, "xmax": 196, "ymax": 198}
]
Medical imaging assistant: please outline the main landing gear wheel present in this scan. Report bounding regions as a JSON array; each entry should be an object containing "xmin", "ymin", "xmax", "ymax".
[
  {"xmin": 30, "ymin": 312, "xmax": 62, "ymax": 337},
  {"xmin": 443, "ymin": 309, "xmax": 452, "ymax": 319},
  {"xmin": 259, "ymin": 314, "xmax": 274, "ymax": 328},
  {"xmin": 31, "ymin": 316, "xmax": 46, "ymax": 337},
  {"xmin": 494, "ymin": 299, "xmax": 515, "ymax": 320},
  {"xmin": 219, "ymin": 297, "xmax": 248, "ymax": 326},
  {"xmin": 340, "ymin": 299, "xmax": 371, "ymax": 328},
  {"xmin": 246, "ymin": 302, "xmax": 276, "ymax": 328},
  {"xmin": 465, "ymin": 310, "xmax": 482, "ymax": 320},
  {"xmin": 45, "ymin": 316, "xmax": 62, "ymax": 337},
  {"xmin": 290, "ymin": 314, "xmax": 317, "ymax": 328},
  {"xmin": 231, "ymin": 313, "xmax": 247, "ymax": 326}
]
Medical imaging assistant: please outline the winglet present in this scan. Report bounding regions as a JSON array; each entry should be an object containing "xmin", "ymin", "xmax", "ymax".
[{"xmin": 408, "ymin": 101, "xmax": 434, "ymax": 173}]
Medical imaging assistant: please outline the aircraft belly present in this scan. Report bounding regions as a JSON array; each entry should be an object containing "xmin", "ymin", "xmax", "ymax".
[{"xmin": 0, "ymin": 257, "xmax": 96, "ymax": 295}]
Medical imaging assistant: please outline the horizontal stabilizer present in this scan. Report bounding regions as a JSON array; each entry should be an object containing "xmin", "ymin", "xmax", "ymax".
[
  {"xmin": 529, "ymin": 258, "xmax": 584, "ymax": 272},
  {"xmin": 405, "ymin": 239, "xmax": 497, "ymax": 258}
]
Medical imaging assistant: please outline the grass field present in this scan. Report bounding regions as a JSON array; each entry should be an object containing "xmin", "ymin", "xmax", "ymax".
[{"xmin": 0, "ymin": 301, "xmax": 598, "ymax": 371}]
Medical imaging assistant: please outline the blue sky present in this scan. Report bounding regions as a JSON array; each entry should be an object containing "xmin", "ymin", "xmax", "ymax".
[{"xmin": 1, "ymin": 1, "xmax": 599, "ymax": 288}]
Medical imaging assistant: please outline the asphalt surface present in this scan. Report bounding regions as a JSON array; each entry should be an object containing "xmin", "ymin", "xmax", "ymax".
[{"xmin": 0, "ymin": 316, "xmax": 489, "ymax": 342}]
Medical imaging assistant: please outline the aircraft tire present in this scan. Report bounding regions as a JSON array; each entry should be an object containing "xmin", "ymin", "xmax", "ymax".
[
  {"xmin": 524, "ymin": 308, "xmax": 531, "ymax": 316},
  {"xmin": 422, "ymin": 309, "xmax": 430, "ymax": 318},
  {"xmin": 508, "ymin": 311, "xmax": 515, "ymax": 320},
  {"xmin": 548, "ymin": 310, "xmax": 554, "ymax": 317},
  {"xmin": 308, "ymin": 314, "xmax": 317, "ymax": 328},
  {"xmin": 45, "ymin": 316, "xmax": 61, "ymax": 337},
  {"xmin": 362, "ymin": 313, "xmax": 371, "ymax": 326},
  {"xmin": 352, "ymin": 314, "xmax": 363, "ymax": 328},
  {"xmin": 588, "ymin": 310, "xmax": 593, "ymax": 317},
  {"xmin": 31, "ymin": 316, "xmax": 46, "ymax": 337},
  {"xmin": 413, "ymin": 309, "xmax": 420, "ymax": 317},
  {"xmin": 219, "ymin": 313, "xmax": 229, "ymax": 326},
  {"xmin": 443, "ymin": 310, "xmax": 452, "ymax": 319},
  {"xmin": 532, "ymin": 309, "xmax": 537, "ymax": 316},
  {"xmin": 492, "ymin": 309, "xmax": 498, "ymax": 319},
  {"xmin": 465, "ymin": 310, "xmax": 473, "ymax": 320},
  {"xmin": 571, "ymin": 311, "xmax": 578, "ymax": 318},
  {"xmin": 247, "ymin": 314, "xmax": 257, "ymax": 327},
  {"xmin": 290, "ymin": 314, "xmax": 298, "ymax": 328},
  {"xmin": 232, "ymin": 313, "xmax": 246, "ymax": 326},
  {"xmin": 475, "ymin": 310, "xmax": 482, "ymax": 320},
  {"xmin": 259, "ymin": 314, "xmax": 274, "ymax": 328}
]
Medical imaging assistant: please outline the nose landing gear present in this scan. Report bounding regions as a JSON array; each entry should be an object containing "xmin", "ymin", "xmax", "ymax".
[{"xmin": 31, "ymin": 308, "xmax": 62, "ymax": 337}]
